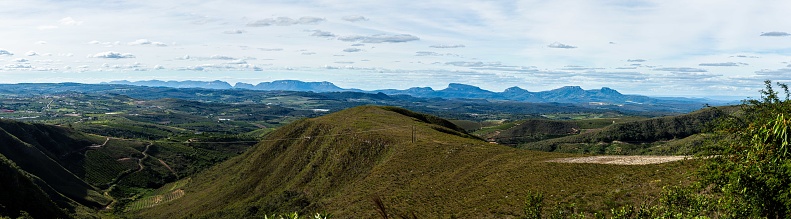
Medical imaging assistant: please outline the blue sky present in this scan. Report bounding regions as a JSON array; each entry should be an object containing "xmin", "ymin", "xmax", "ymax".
[{"xmin": 1, "ymin": 0, "xmax": 790, "ymax": 98}]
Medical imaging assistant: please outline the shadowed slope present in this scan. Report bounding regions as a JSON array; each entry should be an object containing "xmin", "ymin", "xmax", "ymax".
[
  {"xmin": 0, "ymin": 153, "xmax": 69, "ymax": 218},
  {"xmin": 140, "ymin": 106, "xmax": 696, "ymax": 218},
  {"xmin": 0, "ymin": 121, "xmax": 111, "ymax": 210}
]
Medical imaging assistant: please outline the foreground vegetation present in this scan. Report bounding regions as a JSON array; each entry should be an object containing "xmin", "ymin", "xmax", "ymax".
[{"xmin": 514, "ymin": 81, "xmax": 791, "ymax": 218}]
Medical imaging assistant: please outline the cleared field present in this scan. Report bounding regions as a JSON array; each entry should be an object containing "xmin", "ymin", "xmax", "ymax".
[
  {"xmin": 548, "ymin": 155, "xmax": 689, "ymax": 165},
  {"xmin": 125, "ymin": 178, "xmax": 191, "ymax": 212}
]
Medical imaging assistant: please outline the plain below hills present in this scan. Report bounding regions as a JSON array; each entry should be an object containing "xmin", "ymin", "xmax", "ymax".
[{"xmin": 137, "ymin": 106, "xmax": 697, "ymax": 218}]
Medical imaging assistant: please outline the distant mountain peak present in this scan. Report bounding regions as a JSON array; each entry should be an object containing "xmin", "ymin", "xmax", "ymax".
[
  {"xmin": 600, "ymin": 87, "xmax": 622, "ymax": 95},
  {"xmin": 556, "ymin": 86, "xmax": 584, "ymax": 91},
  {"xmin": 406, "ymin": 87, "xmax": 434, "ymax": 92},
  {"xmin": 444, "ymin": 83, "xmax": 485, "ymax": 91},
  {"xmin": 251, "ymin": 80, "xmax": 345, "ymax": 92},
  {"xmin": 504, "ymin": 86, "xmax": 528, "ymax": 93},
  {"xmin": 234, "ymin": 82, "xmax": 255, "ymax": 89}
]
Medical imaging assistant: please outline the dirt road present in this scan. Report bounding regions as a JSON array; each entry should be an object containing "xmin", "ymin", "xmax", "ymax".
[{"xmin": 548, "ymin": 155, "xmax": 689, "ymax": 165}]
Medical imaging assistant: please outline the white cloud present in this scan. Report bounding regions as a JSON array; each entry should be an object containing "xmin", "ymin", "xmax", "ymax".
[
  {"xmin": 430, "ymin": 44, "xmax": 465, "ymax": 48},
  {"xmin": 246, "ymin": 16, "xmax": 325, "ymax": 27},
  {"xmin": 0, "ymin": 49, "xmax": 13, "ymax": 56},
  {"xmin": 732, "ymin": 55, "xmax": 760, "ymax": 58},
  {"xmin": 37, "ymin": 25, "xmax": 58, "ymax": 30},
  {"xmin": 760, "ymin": 32, "xmax": 791, "ymax": 37},
  {"xmin": 58, "ymin": 17, "xmax": 82, "ymax": 26},
  {"xmin": 89, "ymin": 51, "xmax": 135, "ymax": 59},
  {"xmin": 654, "ymin": 67, "xmax": 707, "ymax": 72},
  {"xmin": 341, "ymin": 15, "xmax": 368, "ymax": 22},
  {"xmin": 34, "ymin": 41, "xmax": 47, "ymax": 45},
  {"xmin": 25, "ymin": 51, "xmax": 38, "ymax": 56},
  {"xmin": 179, "ymin": 66, "xmax": 205, "ymax": 71},
  {"xmin": 627, "ymin": 59, "xmax": 646, "ymax": 62},
  {"xmin": 699, "ymin": 62, "xmax": 748, "ymax": 67},
  {"xmin": 128, "ymin": 39, "xmax": 167, "ymax": 47},
  {"xmin": 562, "ymin": 65, "xmax": 604, "ymax": 71},
  {"xmin": 15, "ymin": 58, "xmax": 28, "ymax": 62},
  {"xmin": 416, "ymin": 51, "xmax": 443, "ymax": 56},
  {"xmin": 547, "ymin": 42, "xmax": 577, "ymax": 49},
  {"xmin": 209, "ymin": 55, "xmax": 235, "ymax": 60},
  {"xmin": 310, "ymin": 30, "xmax": 336, "ymax": 38},
  {"xmin": 35, "ymin": 17, "xmax": 83, "ymax": 31},
  {"xmin": 226, "ymin": 59, "xmax": 247, "ymax": 64},
  {"xmin": 338, "ymin": 34, "xmax": 420, "ymax": 43},
  {"xmin": 445, "ymin": 61, "xmax": 502, "ymax": 67},
  {"xmin": 343, "ymin": 48, "xmax": 361, "ymax": 52},
  {"xmin": 88, "ymin": 40, "xmax": 121, "ymax": 47},
  {"xmin": 416, "ymin": 51, "xmax": 459, "ymax": 57},
  {"xmin": 4, "ymin": 64, "xmax": 32, "ymax": 69},
  {"xmin": 223, "ymin": 30, "xmax": 245, "ymax": 34}
]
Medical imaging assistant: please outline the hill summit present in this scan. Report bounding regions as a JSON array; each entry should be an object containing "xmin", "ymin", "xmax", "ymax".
[{"xmin": 140, "ymin": 106, "xmax": 694, "ymax": 218}]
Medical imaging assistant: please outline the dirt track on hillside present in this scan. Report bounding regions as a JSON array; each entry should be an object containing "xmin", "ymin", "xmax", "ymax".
[{"xmin": 548, "ymin": 155, "xmax": 689, "ymax": 165}]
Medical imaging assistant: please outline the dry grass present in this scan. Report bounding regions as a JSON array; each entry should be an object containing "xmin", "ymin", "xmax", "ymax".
[{"xmin": 138, "ymin": 106, "xmax": 698, "ymax": 218}]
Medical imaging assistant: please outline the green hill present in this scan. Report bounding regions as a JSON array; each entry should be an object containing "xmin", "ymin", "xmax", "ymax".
[
  {"xmin": 138, "ymin": 106, "xmax": 696, "ymax": 218},
  {"xmin": 521, "ymin": 107, "xmax": 732, "ymax": 154},
  {"xmin": 465, "ymin": 115, "xmax": 648, "ymax": 145},
  {"xmin": 481, "ymin": 119, "xmax": 582, "ymax": 144}
]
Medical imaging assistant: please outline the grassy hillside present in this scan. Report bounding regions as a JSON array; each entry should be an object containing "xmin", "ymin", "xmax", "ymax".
[
  {"xmin": 0, "ymin": 153, "xmax": 69, "ymax": 219},
  {"xmin": 0, "ymin": 120, "xmax": 111, "ymax": 210},
  {"xmin": 464, "ymin": 116, "xmax": 647, "ymax": 145},
  {"xmin": 0, "ymin": 117, "xmax": 255, "ymax": 218},
  {"xmin": 481, "ymin": 119, "xmax": 581, "ymax": 144},
  {"xmin": 521, "ymin": 107, "xmax": 732, "ymax": 155},
  {"xmin": 138, "ymin": 106, "xmax": 696, "ymax": 218}
]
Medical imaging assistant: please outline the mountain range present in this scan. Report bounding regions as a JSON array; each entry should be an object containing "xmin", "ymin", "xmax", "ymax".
[{"xmin": 106, "ymin": 80, "xmax": 730, "ymax": 107}]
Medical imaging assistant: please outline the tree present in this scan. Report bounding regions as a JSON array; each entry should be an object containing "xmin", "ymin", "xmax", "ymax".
[{"xmin": 697, "ymin": 80, "xmax": 791, "ymax": 218}]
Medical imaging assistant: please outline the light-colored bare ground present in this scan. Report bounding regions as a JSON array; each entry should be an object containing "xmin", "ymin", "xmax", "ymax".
[{"xmin": 548, "ymin": 155, "xmax": 689, "ymax": 165}]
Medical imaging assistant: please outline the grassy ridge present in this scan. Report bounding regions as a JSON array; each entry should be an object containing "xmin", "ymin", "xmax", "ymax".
[
  {"xmin": 138, "ymin": 106, "xmax": 696, "ymax": 218},
  {"xmin": 482, "ymin": 119, "xmax": 581, "ymax": 144},
  {"xmin": 521, "ymin": 107, "xmax": 730, "ymax": 155},
  {"xmin": 465, "ymin": 116, "xmax": 648, "ymax": 145}
]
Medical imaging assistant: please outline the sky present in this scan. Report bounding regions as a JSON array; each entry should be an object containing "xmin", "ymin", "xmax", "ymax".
[{"xmin": 1, "ymin": 0, "xmax": 790, "ymax": 98}]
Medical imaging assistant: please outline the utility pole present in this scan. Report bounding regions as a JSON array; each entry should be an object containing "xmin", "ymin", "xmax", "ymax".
[{"xmin": 412, "ymin": 125, "xmax": 416, "ymax": 144}]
